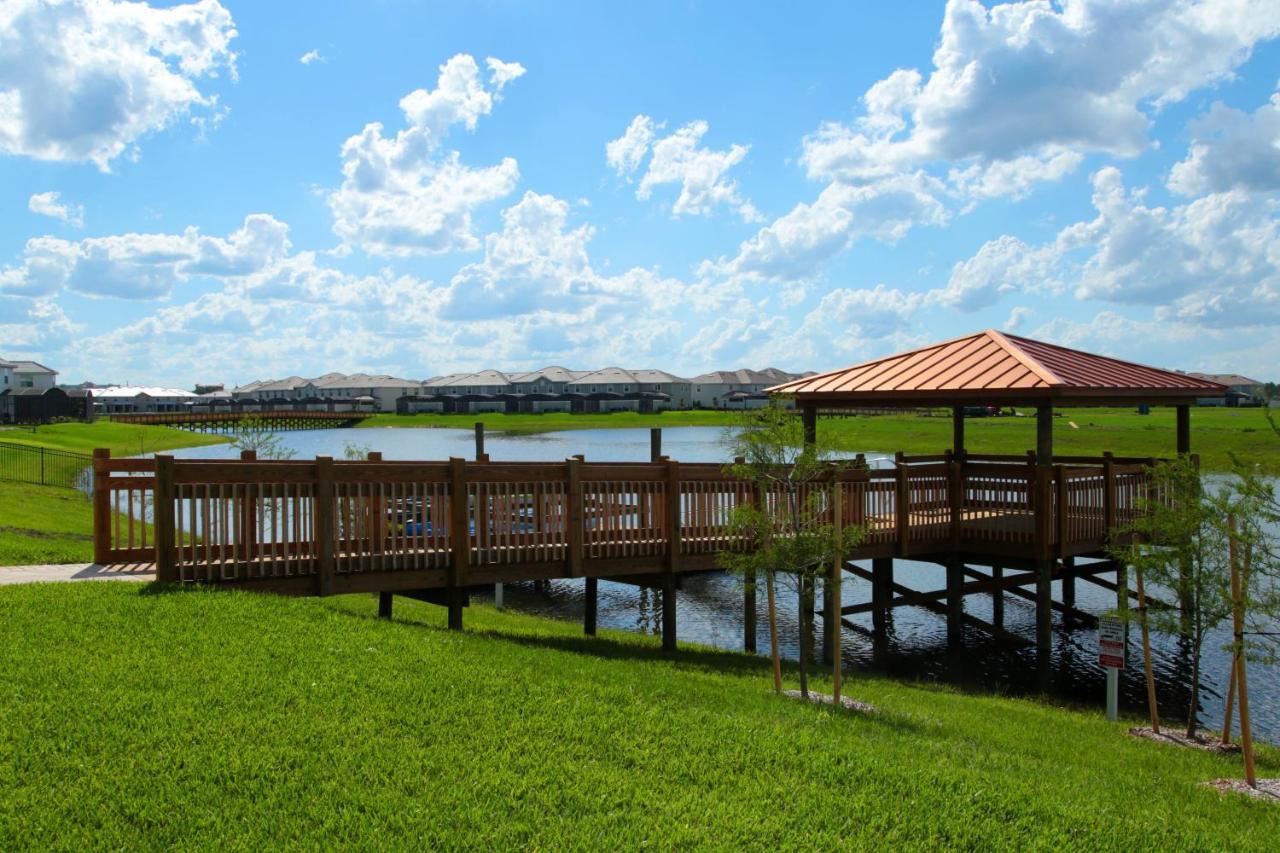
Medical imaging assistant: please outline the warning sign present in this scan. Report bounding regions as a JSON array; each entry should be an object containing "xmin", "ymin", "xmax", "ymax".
[{"xmin": 1098, "ymin": 615, "xmax": 1126, "ymax": 669}]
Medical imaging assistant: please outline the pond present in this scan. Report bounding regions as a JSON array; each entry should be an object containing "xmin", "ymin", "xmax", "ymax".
[{"xmin": 167, "ymin": 425, "xmax": 1279, "ymax": 744}]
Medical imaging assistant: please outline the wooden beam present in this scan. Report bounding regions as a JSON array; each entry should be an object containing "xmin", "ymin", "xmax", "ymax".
[
  {"xmin": 1036, "ymin": 405, "xmax": 1053, "ymax": 466},
  {"xmin": 952, "ymin": 406, "xmax": 965, "ymax": 459},
  {"xmin": 583, "ymin": 577, "xmax": 598, "ymax": 636},
  {"xmin": 801, "ymin": 405, "xmax": 817, "ymax": 447},
  {"xmin": 650, "ymin": 428, "xmax": 662, "ymax": 463}
]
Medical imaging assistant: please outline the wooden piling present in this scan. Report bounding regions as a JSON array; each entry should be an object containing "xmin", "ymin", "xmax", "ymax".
[
  {"xmin": 584, "ymin": 576, "xmax": 598, "ymax": 636},
  {"xmin": 91, "ymin": 448, "xmax": 110, "ymax": 565}
]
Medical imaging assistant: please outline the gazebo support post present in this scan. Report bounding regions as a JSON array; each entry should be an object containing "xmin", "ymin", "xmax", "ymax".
[
  {"xmin": 1035, "ymin": 404, "xmax": 1054, "ymax": 657},
  {"xmin": 952, "ymin": 406, "xmax": 965, "ymax": 460},
  {"xmin": 801, "ymin": 405, "xmax": 817, "ymax": 448},
  {"xmin": 946, "ymin": 558, "xmax": 963, "ymax": 645},
  {"xmin": 1176, "ymin": 405, "xmax": 1190, "ymax": 456},
  {"xmin": 1035, "ymin": 405, "xmax": 1053, "ymax": 466}
]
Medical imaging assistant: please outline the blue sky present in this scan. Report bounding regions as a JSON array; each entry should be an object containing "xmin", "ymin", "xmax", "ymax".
[{"xmin": 2, "ymin": 0, "xmax": 1279, "ymax": 387}]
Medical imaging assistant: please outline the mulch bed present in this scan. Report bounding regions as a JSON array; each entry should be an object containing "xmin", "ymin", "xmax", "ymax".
[
  {"xmin": 1204, "ymin": 778, "xmax": 1280, "ymax": 803},
  {"xmin": 783, "ymin": 689, "xmax": 875, "ymax": 714},
  {"xmin": 1128, "ymin": 727, "xmax": 1241, "ymax": 754}
]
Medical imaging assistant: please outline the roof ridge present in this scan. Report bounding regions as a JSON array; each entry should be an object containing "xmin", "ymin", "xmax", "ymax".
[{"xmin": 985, "ymin": 329, "xmax": 1063, "ymax": 387}]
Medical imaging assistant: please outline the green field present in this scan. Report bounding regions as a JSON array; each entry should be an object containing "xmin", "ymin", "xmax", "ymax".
[
  {"xmin": 0, "ymin": 420, "xmax": 226, "ymax": 457},
  {"xmin": 0, "ymin": 482, "xmax": 96, "ymax": 566},
  {"xmin": 362, "ymin": 406, "xmax": 1280, "ymax": 473},
  {"xmin": 0, "ymin": 582, "xmax": 1273, "ymax": 849},
  {"xmin": 0, "ymin": 423, "xmax": 221, "ymax": 566}
]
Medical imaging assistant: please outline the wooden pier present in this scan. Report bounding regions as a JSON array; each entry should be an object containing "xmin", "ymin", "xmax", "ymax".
[
  {"xmin": 89, "ymin": 330, "xmax": 1227, "ymax": 662},
  {"xmin": 91, "ymin": 444, "xmax": 1161, "ymax": 653},
  {"xmin": 109, "ymin": 410, "xmax": 371, "ymax": 431}
]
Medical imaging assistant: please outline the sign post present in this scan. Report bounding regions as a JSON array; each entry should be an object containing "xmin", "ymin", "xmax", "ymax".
[{"xmin": 1098, "ymin": 615, "xmax": 1126, "ymax": 722}]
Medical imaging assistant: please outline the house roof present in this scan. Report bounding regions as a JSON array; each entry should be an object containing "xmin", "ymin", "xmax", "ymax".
[
  {"xmin": 508, "ymin": 366, "xmax": 587, "ymax": 383},
  {"xmin": 569, "ymin": 367, "xmax": 637, "ymax": 386},
  {"xmin": 93, "ymin": 386, "xmax": 199, "ymax": 399},
  {"xmin": 431, "ymin": 370, "xmax": 512, "ymax": 388},
  {"xmin": 768, "ymin": 330, "xmax": 1228, "ymax": 406},
  {"xmin": 8, "ymin": 360, "xmax": 57, "ymax": 374},
  {"xmin": 1187, "ymin": 372, "xmax": 1265, "ymax": 388}
]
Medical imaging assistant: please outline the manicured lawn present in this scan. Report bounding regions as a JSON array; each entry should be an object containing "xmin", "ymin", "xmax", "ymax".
[
  {"xmin": 1, "ymin": 583, "xmax": 1274, "ymax": 848},
  {"xmin": 0, "ymin": 481, "xmax": 95, "ymax": 566},
  {"xmin": 0, "ymin": 420, "xmax": 226, "ymax": 457},
  {"xmin": 360, "ymin": 406, "xmax": 1280, "ymax": 473}
]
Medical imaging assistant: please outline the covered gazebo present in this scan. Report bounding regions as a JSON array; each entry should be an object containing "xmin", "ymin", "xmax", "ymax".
[
  {"xmin": 767, "ymin": 330, "xmax": 1227, "ymax": 655},
  {"xmin": 770, "ymin": 329, "xmax": 1226, "ymax": 462}
]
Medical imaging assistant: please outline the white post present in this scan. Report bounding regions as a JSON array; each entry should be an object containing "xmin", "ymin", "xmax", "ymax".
[
  {"xmin": 1106, "ymin": 668, "xmax": 1118, "ymax": 722},
  {"xmin": 495, "ymin": 582, "xmax": 504, "ymax": 610}
]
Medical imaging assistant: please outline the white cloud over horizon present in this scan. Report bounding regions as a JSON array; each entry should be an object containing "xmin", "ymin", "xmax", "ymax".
[
  {"xmin": 0, "ymin": 0, "xmax": 238, "ymax": 170},
  {"xmin": 328, "ymin": 53, "xmax": 525, "ymax": 256}
]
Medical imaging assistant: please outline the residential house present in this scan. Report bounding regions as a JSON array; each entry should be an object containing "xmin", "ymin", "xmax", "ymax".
[
  {"xmin": 1, "ymin": 359, "xmax": 58, "ymax": 390},
  {"xmin": 690, "ymin": 368, "xmax": 810, "ymax": 408},
  {"xmin": 1188, "ymin": 372, "xmax": 1268, "ymax": 406},
  {"xmin": 93, "ymin": 386, "xmax": 200, "ymax": 414}
]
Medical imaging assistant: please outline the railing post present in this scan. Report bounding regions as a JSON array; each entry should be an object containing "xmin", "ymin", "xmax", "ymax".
[
  {"xmin": 824, "ymin": 465, "xmax": 844, "ymax": 671},
  {"xmin": 448, "ymin": 457, "xmax": 469, "ymax": 629},
  {"xmin": 92, "ymin": 449, "xmax": 111, "ymax": 565},
  {"xmin": 154, "ymin": 454, "xmax": 176, "ymax": 582},
  {"xmin": 894, "ymin": 462, "xmax": 909, "ymax": 556},
  {"xmin": 368, "ymin": 451, "xmax": 386, "ymax": 554},
  {"xmin": 948, "ymin": 452, "xmax": 962, "ymax": 546},
  {"xmin": 1054, "ymin": 464, "xmax": 1068, "ymax": 558},
  {"xmin": 314, "ymin": 456, "xmax": 335, "ymax": 596},
  {"xmin": 663, "ymin": 459, "xmax": 681, "ymax": 655},
  {"xmin": 239, "ymin": 449, "xmax": 257, "ymax": 560},
  {"xmin": 567, "ymin": 456, "xmax": 583, "ymax": 577},
  {"xmin": 1102, "ymin": 452, "xmax": 1116, "ymax": 544},
  {"xmin": 665, "ymin": 459, "xmax": 682, "ymax": 573}
]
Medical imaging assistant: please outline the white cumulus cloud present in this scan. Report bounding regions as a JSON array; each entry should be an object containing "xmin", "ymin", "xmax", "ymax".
[
  {"xmin": 299, "ymin": 48, "xmax": 323, "ymax": 65},
  {"xmin": 1168, "ymin": 88, "xmax": 1280, "ymax": 195},
  {"xmin": 607, "ymin": 116, "xmax": 760, "ymax": 221},
  {"xmin": 28, "ymin": 192, "xmax": 85, "ymax": 227},
  {"xmin": 801, "ymin": 0, "xmax": 1280, "ymax": 198},
  {"xmin": 0, "ymin": 0, "xmax": 238, "ymax": 170},
  {"xmin": 328, "ymin": 53, "xmax": 523, "ymax": 256}
]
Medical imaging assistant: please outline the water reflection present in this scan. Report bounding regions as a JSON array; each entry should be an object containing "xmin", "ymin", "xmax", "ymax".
[{"xmin": 167, "ymin": 425, "xmax": 1277, "ymax": 744}]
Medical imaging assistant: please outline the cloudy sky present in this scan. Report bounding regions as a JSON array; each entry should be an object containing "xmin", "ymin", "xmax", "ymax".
[{"xmin": 2, "ymin": 0, "xmax": 1279, "ymax": 386}]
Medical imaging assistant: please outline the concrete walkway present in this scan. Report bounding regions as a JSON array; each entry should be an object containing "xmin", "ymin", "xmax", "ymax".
[{"xmin": 0, "ymin": 563, "xmax": 155, "ymax": 585}]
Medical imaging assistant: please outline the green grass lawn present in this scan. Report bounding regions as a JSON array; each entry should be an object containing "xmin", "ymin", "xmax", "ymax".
[
  {"xmin": 0, "ymin": 481, "xmax": 95, "ymax": 566},
  {"xmin": 361, "ymin": 406, "xmax": 1280, "ymax": 473},
  {"xmin": 0, "ymin": 420, "xmax": 226, "ymax": 457},
  {"xmin": 1, "ymin": 582, "xmax": 1274, "ymax": 849},
  {"xmin": 0, "ymin": 422, "xmax": 218, "ymax": 566}
]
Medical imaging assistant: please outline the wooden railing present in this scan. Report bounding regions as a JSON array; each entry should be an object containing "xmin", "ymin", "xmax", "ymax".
[
  {"xmin": 92, "ymin": 449, "xmax": 157, "ymax": 564},
  {"xmin": 110, "ymin": 410, "xmax": 370, "ymax": 425},
  {"xmin": 93, "ymin": 450, "xmax": 1168, "ymax": 582}
]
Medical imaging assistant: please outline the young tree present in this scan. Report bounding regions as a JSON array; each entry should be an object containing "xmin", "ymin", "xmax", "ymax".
[
  {"xmin": 1111, "ymin": 456, "xmax": 1234, "ymax": 740},
  {"xmin": 229, "ymin": 416, "xmax": 296, "ymax": 460},
  {"xmin": 718, "ymin": 401, "xmax": 864, "ymax": 699}
]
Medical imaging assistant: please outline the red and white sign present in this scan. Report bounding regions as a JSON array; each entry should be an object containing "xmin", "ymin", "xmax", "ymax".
[{"xmin": 1098, "ymin": 616, "xmax": 1126, "ymax": 669}]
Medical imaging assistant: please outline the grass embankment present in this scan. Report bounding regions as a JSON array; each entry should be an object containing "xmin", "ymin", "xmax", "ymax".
[
  {"xmin": 0, "ymin": 482, "xmax": 95, "ymax": 566},
  {"xmin": 1, "ymin": 583, "xmax": 1274, "ymax": 848},
  {"xmin": 0, "ymin": 420, "xmax": 226, "ymax": 456},
  {"xmin": 0, "ymin": 423, "xmax": 220, "ymax": 566},
  {"xmin": 362, "ymin": 407, "xmax": 1280, "ymax": 474}
]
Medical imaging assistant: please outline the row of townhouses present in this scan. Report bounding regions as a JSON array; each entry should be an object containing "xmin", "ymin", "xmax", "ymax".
[{"xmin": 225, "ymin": 367, "xmax": 812, "ymax": 413}]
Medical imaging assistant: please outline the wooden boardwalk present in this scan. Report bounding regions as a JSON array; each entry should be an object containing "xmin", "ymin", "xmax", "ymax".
[
  {"xmin": 91, "ymin": 448, "xmax": 1163, "ymax": 652},
  {"xmin": 109, "ymin": 410, "xmax": 371, "ymax": 431}
]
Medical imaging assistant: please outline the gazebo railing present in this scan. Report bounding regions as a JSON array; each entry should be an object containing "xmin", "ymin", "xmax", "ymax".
[{"xmin": 91, "ymin": 451, "xmax": 1170, "ymax": 582}]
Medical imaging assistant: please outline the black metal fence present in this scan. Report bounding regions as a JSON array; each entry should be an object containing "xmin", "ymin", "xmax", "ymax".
[{"xmin": 0, "ymin": 441, "xmax": 93, "ymax": 490}]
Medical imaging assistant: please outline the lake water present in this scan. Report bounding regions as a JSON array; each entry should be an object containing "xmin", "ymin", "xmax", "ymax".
[{"xmin": 168, "ymin": 425, "xmax": 1279, "ymax": 744}]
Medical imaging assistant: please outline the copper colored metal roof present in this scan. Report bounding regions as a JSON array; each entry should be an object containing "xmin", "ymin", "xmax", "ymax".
[{"xmin": 767, "ymin": 330, "xmax": 1227, "ymax": 405}]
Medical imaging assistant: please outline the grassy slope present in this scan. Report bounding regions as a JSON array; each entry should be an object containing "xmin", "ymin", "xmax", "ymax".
[
  {"xmin": 1, "ymin": 583, "xmax": 1274, "ymax": 849},
  {"xmin": 0, "ymin": 421, "xmax": 226, "ymax": 456},
  {"xmin": 0, "ymin": 422, "xmax": 219, "ymax": 566},
  {"xmin": 0, "ymin": 481, "xmax": 95, "ymax": 565},
  {"xmin": 361, "ymin": 407, "xmax": 1280, "ymax": 473}
]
